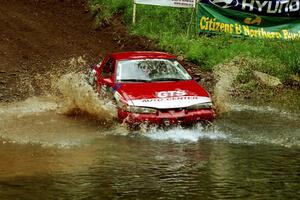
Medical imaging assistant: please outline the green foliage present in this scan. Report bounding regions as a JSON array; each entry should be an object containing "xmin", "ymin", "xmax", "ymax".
[
  {"xmin": 90, "ymin": 0, "xmax": 300, "ymax": 80},
  {"xmin": 89, "ymin": 0, "xmax": 131, "ymax": 26}
]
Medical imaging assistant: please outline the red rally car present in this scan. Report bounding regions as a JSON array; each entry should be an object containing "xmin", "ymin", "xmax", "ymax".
[{"xmin": 88, "ymin": 51, "xmax": 214, "ymax": 126}]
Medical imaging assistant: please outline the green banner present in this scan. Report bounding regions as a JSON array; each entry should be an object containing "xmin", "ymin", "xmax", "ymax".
[{"xmin": 197, "ymin": 3, "xmax": 300, "ymax": 40}]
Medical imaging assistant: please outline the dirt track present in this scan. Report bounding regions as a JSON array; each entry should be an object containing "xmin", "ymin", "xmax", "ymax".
[{"xmin": 0, "ymin": 0, "xmax": 157, "ymax": 102}]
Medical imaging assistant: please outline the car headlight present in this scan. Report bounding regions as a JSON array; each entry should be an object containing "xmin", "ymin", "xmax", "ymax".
[
  {"xmin": 122, "ymin": 105, "xmax": 157, "ymax": 114},
  {"xmin": 129, "ymin": 106, "xmax": 157, "ymax": 114},
  {"xmin": 186, "ymin": 102, "xmax": 213, "ymax": 110}
]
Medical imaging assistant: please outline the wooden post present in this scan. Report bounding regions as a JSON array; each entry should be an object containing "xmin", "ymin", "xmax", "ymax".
[
  {"xmin": 133, "ymin": 2, "xmax": 137, "ymax": 25},
  {"xmin": 187, "ymin": 0, "xmax": 197, "ymax": 37},
  {"xmin": 195, "ymin": 0, "xmax": 199, "ymax": 36}
]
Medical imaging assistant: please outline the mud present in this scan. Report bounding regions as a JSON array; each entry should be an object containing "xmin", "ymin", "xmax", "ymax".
[{"xmin": 0, "ymin": 0, "xmax": 158, "ymax": 102}]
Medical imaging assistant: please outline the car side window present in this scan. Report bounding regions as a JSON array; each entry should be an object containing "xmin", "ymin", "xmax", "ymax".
[{"xmin": 101, "ymin": 58, "xmax": 114, "ymax": 78}]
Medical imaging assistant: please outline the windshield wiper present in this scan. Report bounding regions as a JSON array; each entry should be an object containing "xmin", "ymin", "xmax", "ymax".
[
  {"xmin": 151, "ymin": 78, "xmax": 185, "ymax": 82},
  {"xmin": 121, "ymin": 79, "xmax": 151, "ymax": 82}
]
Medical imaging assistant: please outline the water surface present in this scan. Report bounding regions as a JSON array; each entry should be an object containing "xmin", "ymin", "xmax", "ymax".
[{"xmin": 0, "ymin": 97, "xmax": 299, "ymax": 199}]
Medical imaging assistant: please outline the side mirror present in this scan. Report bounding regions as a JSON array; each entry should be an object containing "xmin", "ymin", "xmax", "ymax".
[
  {"xmin": 194, "ymin": 77, "xmax": 201, "ymax": 82},
  {"xmin": 103, "ymin": 78, "xmax": 113, "ymax": 86}
]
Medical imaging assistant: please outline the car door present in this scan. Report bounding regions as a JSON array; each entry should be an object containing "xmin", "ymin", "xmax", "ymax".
[{"xmin": 96, "ymin": 56, "xmax": 116, "ymax": 98}]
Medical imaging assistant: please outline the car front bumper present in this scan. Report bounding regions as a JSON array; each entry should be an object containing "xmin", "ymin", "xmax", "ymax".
[{"xmin": 118, "ymin": 109, "xmax": 214, "ymax": 126}]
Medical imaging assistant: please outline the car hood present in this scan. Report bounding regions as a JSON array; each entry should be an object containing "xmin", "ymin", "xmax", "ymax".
[{"xmin": 115, "ymin": 80, "xmax": 212, "ymax": 109}]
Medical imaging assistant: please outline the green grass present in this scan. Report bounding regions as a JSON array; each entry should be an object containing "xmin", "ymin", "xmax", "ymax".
[{"xmin": 89, "ymin": 0, "xmax": 300, "ymax": 81}]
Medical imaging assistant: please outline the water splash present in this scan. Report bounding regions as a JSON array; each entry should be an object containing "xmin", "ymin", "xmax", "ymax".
[
  {"xmin": 56, "ymin": 72, "xmax": 116, "ymax": 121},
  {"xmin": 0, "ymin": 72, "xmax": 118, "ymax": 147},
  {"xmin": 145, "ymin": 125, "xmax": 228, "ymax": 143},
  {"xmin": 0, "ymin": 56, "xmax": 118, "ymax": 147},
  {"xmin": 229, "ymin": 103, "xmax": 300, "ymax": 119},
  {"xmin": 213, "ymin": 57, "xmax": 241, "ymax": 113},
  {"xmin": 16, "ymin": 56, "xmax": 88, "ymax": 98},
  {"xmin": 142, "ymin": 118, "xmax": 300, "ymax": 148},
  {"xmin": 14, "ymin": 56, "xmax": 117, "ymax": 121}
]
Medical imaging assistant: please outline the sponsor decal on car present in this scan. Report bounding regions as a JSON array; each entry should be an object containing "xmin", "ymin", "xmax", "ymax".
[
  {"xmin": 131, "ymin": 96, "xmax": 212, "ymax": 109},
  {"xmin": 156, "ymin": 90, "xmax": 187, "ymax": 98},
  {"xmin": 143, "ymin": 96, "xmax": 205, "ymax": 102}
]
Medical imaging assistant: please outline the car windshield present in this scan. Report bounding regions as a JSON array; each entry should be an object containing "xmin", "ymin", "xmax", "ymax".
[{"xmin": 116, "ymin": 59, "xmax": 192, "ymax": 82}]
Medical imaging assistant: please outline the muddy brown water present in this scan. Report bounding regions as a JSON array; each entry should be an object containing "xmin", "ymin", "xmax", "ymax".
[{"xmin": 0, "ymin": 79, "xmax": 299, "ymax": 199}]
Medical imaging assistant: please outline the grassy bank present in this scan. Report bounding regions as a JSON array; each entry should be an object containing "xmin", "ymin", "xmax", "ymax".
[{"xmin": 89, "ymin": 0, "xmax": 300, "ymax": 82}]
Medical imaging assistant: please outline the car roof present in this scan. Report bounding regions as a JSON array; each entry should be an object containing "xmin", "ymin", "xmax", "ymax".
[{"xmin": 110, "ymin": 51, "xmax": 176, "ymax": 60}]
